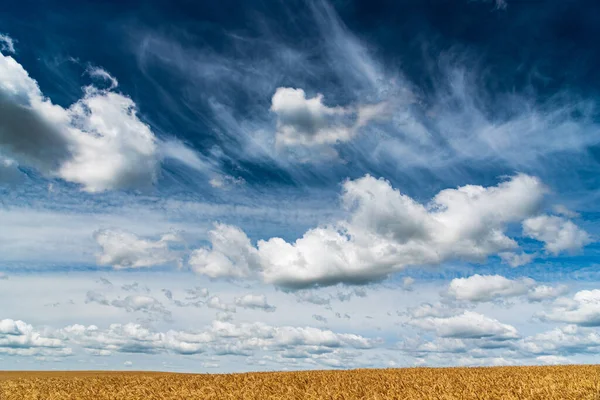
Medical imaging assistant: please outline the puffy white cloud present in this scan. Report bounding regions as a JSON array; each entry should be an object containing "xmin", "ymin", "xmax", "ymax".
[
  {"xmin": 447, "ymin": 274, "xmax": 567, "ymax": 303},
  {"xmin": 0, "ymin": 319, "xmax": 69, "ymax": 357},
  {"xmin": 523, "ymin": 215, "xmax": 591, "ymax": 255},
  {"xmin": 538, "ymin": 290, "xmax": 600, "ymax": 327},
  {"xmin": 206, "ymin": 296, "xmax": 236, "ymax": 313},
  {"xmin": 0, "ymin": 45, "xmax": 211, "ymax": 192},
  {"xmin": 447, "ymin": 274, "xmax": 533, "ymax": 302},
  {"xmin": 234, "ymin": 294, "xmax": 276, "ymax": 312},
  {"xmin": 189, "ymin": 224, "xmax": 260, "ymax": 279},
  {"xmin": 190, "ymin": 174, "xmax": 546, "ymax": 288},
  {"xmin": 518, "ymin": 325, "xmax": 600, "ymax": 356},
  {"xmin": 94, "ymin": 229, "xmax": 183, "ymax": 269},
  {"xmin": 527, "ymin": 285, "xmax": 569, "ymax": 303},
  {"xmin": 409, "ymin": 311, "xmax": 519, "ymax": 340},
  {"xmin": 270, "ymin": 87, "xmax": 387, "ymax": 148},
  {"xmin": 53, "ymin": 318, "xmax": 376, "ymax": 359}
]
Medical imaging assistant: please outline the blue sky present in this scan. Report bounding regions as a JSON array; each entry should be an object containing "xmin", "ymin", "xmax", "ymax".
[{"xmin": 0, "ymin": 0, "xmax": 599, "ymax": 371}]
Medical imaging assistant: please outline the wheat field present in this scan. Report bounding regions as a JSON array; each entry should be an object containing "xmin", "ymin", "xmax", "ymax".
[{"xmin": 1, "ymin": 365, "xmax": 599, "ymax": 399}]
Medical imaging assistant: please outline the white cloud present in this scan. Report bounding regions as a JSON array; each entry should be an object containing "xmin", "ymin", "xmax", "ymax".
[
  {"xmin": 0, "ymin": 319, "xmax": 69, "ymax": 357},
  {"xmin": 518, "ymin": 325, "xmax": 600, "ymax": 357},
  {"xmin": 270, "ymin": 87, "xmax": 387, "ymax": 149},
  {"xmin": 409, "ymin": 311, "xmax": 519, "ymax": 340},
  {"xmin": 86, "ymin": 66, "xmax": 118, "ymax": 90},
  {"xmin": 523, "ymin": 215, "xmax": 591, "ymax": 255},
  {"xmin": 234, "ymin": 294, "xmax": 276, "ymax": 312},
  {"xmin": 447, "ymin": 274, "xmax": 567, "ymax": 304},
  {"xmin": 447, "ymin": 274, "xmax": 533, "ymax": 302},
  {"xmin": 190, "ymin": 174, "xmax": 546, "ymax": 288},
  {"xmin": 206, "ymin": 296, "xmax": 236, "ymax": 313},
  {"xmin": 498, "ymin": 251, "xmax": 536, "ymax": 267},
  {"xmin": 0, "ymin": 45, "xmax": 210, "ymax": 192},
  {"xmin": 538, "ymin": 290, "xmax": 600, "ymax": 327},
  {"xmin": 85, "ymin": 291, "xmax": 171, "ymax": 320},
  {"xmin": 552, "ymin": 205, "xmax": 580, "ymax": 219},
  {"xmin": 0, "ymin": 34, "xmax": 15, "ymax": 54},
  {"xmin": 94, "ymin": 229, "xmax": 183, "ymax": 269},
  {"xmin": 402, "ymin": 277, "xmax": 415, "ymax": 291},
  {"xmin": 527, "ymin": 285, "xmax": 569, "ymax": 303}
]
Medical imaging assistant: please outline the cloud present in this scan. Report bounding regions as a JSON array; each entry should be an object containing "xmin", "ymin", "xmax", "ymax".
[
  {"xmin": 270, "ymin": 87, "xmax": 387, "ymax": 149},
  {"xmin": 312, "ymin": 314, "xmax": 327, "ymax": 323},
  {"xmin": 94, "ymin": 229, "xmax": 183, "ymax": 269},
  {"xmin": 86, "ymin": 66, "xmax": 118, "ymax": 90},
  {"xmin": 0, "ymin": 272, "xmax": 8, "ymax": 280},
  {"xmin": 552, "ymin": 205, "xmax": 580, "ymax": 219},
  {"xmin": 523, "ymin": 215, "xmax": 592, "ymax": 255},
  {"xmin": 447, "ymin": 274, "xmax": 567, "ymax": 303},
  {"xmin": 527, "ymin": 285, "xmax": 569, "ymax": 303},
  {"xmin": 0, "ymin": 44, "xmax": 212, "ymax": 192},
  {"xmin": 110, "ymin": 295, "xmax": 171, "ymax": 319},
  {"xmin": 0, "ymin": 34, "xmax": 15, "ymax": 54},
  {"xmin": 0, "ymin": 319, "xmax": 69, "ymax": 357},
  {"xmin": 447, "ymin": 274, "xmax": 533, "ymax": 302},
  {"xmin": 85, "ymin": 291, "xmax": 171, "ymax": 320},
  {"xmin": 190, "ymin": 174, "xmax": 546, "ymax": 288},
  {"xmin": 498, "ymin": 251, "xmax": 536, "ymax": 267},
  {"xmin": 518, "ymin": 325, "xmax": 600, "ymax": 357},
  {"xmin": 206, "ymin": 296, "xmax": 236, "ymax": 312},
  {"xmin": 234, "ymin": 294, "xmax": 276, "ymax": 312},
  {"xmin": 185, "ymin": 287, "xmax": 210, "ymax": 300},
  {"xmin": 409, "ymin": 311, "xmax": 519, "ymax": 340},
  {"xmin": 538, "ymin": 290, "xmax": 600, "ymax": 326}
]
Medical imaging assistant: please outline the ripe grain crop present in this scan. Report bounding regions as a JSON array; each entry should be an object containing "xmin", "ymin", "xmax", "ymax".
[{"xmin": 1, "ymin": 365, "xmax": 599, "ymax": 400}]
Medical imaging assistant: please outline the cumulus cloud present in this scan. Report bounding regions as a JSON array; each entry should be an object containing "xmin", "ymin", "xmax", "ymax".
[
  {"xmin": 0, "ymin": 319, "xmax": 70, "ymax": 357},
  {"xmin": 409, "ymin": 311, "xmax": 519, "ymax": 340},
  {"xmin": 53, "ymin": 318, "xmax": 376, "ymax": 359},
  {"xmin": 234, "ymin": 294, "xmax": 276, "ymax": 312},
  {"xmin": 270, "ymin": 87, "xmax": 388, "ymax": 149},
  {"xmin": 0, "ymin": 46, "xmax": 162, "ymax": 191},
  {"xmin": 538, "ymin": 290, "xmax": 600, "ymax": 326},
  {"xmin": 523, "ymin": 215, "xmax": 592, "ymax": 255},
  {"xmin": 94, "ymin": 229, "xmax": 183, "ymax": 269},
  {"xmin": 447, "ymin": 275, "xmax": 533, "ymax": 302},
  {"xmin": 527, "ymin": 285, "xmax": 569, "ymax": 303},
  {"xmin": 518, "ymin": 325, "xmax": 600, "ymax": 357},
  {"xmin": 206, "ymin": 296, "xmax": 236, "ymax": 313},
  {"xmin": 447, "ymin": 274, "xmax": 567, "ymax": 303},
  {"xmin": 0, "ymin": 43, "xmax": 212, "ymax": 192},
  {"xmin": 190, "ymin": 174, "xmax": 546, "ymax": 288}
]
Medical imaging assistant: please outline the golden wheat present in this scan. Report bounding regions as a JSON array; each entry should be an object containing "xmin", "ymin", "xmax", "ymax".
[{"xmin": 1, "ymin": 365, "xmax": 599, "ymax": 399}]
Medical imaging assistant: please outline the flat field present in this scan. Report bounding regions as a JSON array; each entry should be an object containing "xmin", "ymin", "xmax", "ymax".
[{"xmin": 1, "ymin": 365, "xmax": 599, "ymax": 399}]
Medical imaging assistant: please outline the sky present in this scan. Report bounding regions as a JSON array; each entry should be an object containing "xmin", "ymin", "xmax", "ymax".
[{"xmin": 0, "ymin": 0, "xmax": 599, "ymax": 372}]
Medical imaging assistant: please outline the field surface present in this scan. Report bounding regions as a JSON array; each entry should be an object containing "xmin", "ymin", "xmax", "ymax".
[{"xmin": 1, "ymin": 365, "xmax": 599, "ymax": 399}]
